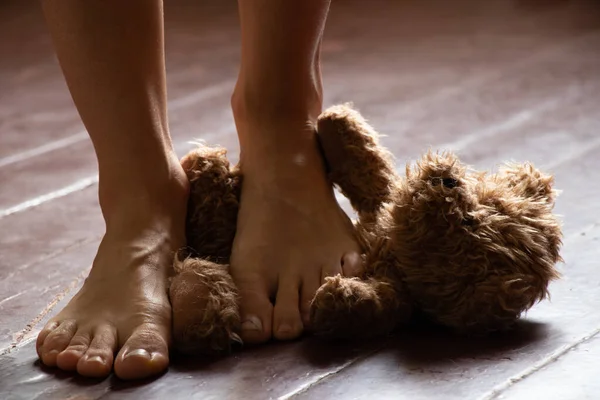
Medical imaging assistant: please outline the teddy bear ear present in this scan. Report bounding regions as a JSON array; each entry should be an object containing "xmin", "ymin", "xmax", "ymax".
[
  {"xmin": 411, "ymin": 150, "xmax": 465, "ymax": 182},
  {"xmin": 499, "ymin": 162, "xmax": 558, "ymax": 204}
]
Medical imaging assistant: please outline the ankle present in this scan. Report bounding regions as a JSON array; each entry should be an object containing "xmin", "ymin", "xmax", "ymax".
[
  {"xmin": 232, "ymin": 82, "xmax": 324, "ymax": 167},
  {"xmin": 231, "ymin": 78, "xmax": 323, "ymax": 128},
  {"xmin": 98, "ymin": 154, "xmax": 190, "ymax": 225}
]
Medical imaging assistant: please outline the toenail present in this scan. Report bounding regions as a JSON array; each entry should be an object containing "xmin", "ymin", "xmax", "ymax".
[
  {"xmin": 86, "ymin": 355, "xmax": 105, "ymax": 365},
  {"xmin": 43, "ymin": 350, "xmax": 59, "ymax": 363},
  {"xmin": 124, "ymin": 349, "xmax": 151, "ymax": 360},
  {"xmin": 277, "ymin": 324, "xmax": 293, "ymax": 334},
  {"xmin": 241, "ymin": 316, "xmax": 263, "ymax": 331},
  {"xmin": 46, "ymin": 322, "xmax": 60, "ymax": 330},
  {"xmin": 342, "ymin": 252, "xmax": 362, "ymax": 276}
]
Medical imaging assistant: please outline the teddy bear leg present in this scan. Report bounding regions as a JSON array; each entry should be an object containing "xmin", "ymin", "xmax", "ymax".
[
  {"xmin": 317, "ymin": 104, "xmax": 399, "ymax": 217},
  {"xmin": 309, "ymin": 275, "xmax": 411, "ymax": 339},
  {"xmin": 170, "ymin": 256, "xmax": 241, "ymax": 355},
  {"xmin": 181, "ymin": 144, "xmax": 241, "ymax": 259}
]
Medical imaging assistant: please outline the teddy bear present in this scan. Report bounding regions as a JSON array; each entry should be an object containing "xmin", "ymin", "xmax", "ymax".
[{"xmin": 168, "ymin": 103, "xmax": 563, "ymax": 355}]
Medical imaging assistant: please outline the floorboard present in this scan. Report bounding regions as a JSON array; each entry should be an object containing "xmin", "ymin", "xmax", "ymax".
[{"xmin": 491, "ymin": 334, "xmax": 600, "ymax": 400}]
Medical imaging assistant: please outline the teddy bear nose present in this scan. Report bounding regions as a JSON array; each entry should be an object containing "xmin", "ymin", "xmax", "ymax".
[
  {"xmin": 432, "ymin": 177, "xmax": 458, "ymax": 188},
  {"xmin": 442, "ymin": 178, "xmax": 458, "ymax": 188}
]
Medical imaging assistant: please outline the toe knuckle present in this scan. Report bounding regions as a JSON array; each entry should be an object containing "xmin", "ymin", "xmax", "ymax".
[{"xmin": 46, "ymin": 332, "xmax": 70, "ymax": 345}]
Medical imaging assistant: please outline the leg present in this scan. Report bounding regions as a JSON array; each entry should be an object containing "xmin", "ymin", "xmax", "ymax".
[
  {"xmin": 36, "ymin": 0, "xmax": 188, "ymax": 379},
  {"xmin": 230, "ymin": 0, "xmax": 362, "ymax": 343},
  {"xmin": 180, "ymin": 146, "xmax": 242, "ymax": 261}
]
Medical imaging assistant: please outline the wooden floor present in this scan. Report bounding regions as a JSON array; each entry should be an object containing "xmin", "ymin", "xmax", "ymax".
[{"xmin": 1, "ymin": 0, "xmax": 600, "ymax": 398}]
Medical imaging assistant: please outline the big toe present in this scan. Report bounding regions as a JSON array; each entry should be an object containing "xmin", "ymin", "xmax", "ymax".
[{"xmin": 114, "ymin": 324, "xmax": 169, "ymax": 380}]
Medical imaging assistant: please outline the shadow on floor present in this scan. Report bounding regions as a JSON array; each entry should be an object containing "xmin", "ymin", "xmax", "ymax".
[{"xmin": 298, "ymin": 318, "xmax": 551, "ymax": 368}]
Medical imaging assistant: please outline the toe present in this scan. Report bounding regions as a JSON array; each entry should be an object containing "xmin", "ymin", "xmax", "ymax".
[
  {"xmin": 36, "ymin": 321, "xmax": 59, "ymax": 359},
  {"xmin": 77, "ymin": 324, "xmax": 117, "ymax": 378},
  {"xmin": 341, "ymin": 252, "xmax": 362, "ymax": 277},
  {"xmin": 55, "ymin": 329, "xmax": 92, "ymax": 371},
  {"xmin": 273, "ymin": 278, "xmax": 303, "ymax": 341},
  {"xmin": 114, "ymin": 324, "xmax": 169, "ymax": 380},
  {"xmin": 236, "ymin": 276, "xmax": 273, "ymax": 344},
  {"xmin": 39, "ymin": 320, "xmax": 77, "ymax": 367}
]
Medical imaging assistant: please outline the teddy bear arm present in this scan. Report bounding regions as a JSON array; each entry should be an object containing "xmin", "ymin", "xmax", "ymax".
[
  {"xmin": 309, "ymin": 275, "xmax": 411, "ymax": 339},
  {"xmin": 317, "ymin": 104, "xmax": 399, "ymax": 220}
]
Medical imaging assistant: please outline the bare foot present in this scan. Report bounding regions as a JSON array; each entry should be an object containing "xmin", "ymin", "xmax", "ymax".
[
  {"xmin": 36, "ymin": 157, "xmax": 189, "ymax": 379},
  {"xmin": 230, "ymin": 97, "xmax": 362, "ymax": 343}
]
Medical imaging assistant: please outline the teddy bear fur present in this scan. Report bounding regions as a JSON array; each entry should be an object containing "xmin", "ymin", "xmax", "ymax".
[{"xmin": 169, "ymin": 104, "xmax": 563, "ymax": 354}]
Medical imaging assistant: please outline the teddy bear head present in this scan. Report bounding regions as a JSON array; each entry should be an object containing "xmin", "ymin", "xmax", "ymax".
[{"xmin": 389, "ymin": 151, "xmax": 563, "ymax": 333}]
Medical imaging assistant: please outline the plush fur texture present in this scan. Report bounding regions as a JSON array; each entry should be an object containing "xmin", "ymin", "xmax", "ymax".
[
  {"xmin": 169, "ymin": 146, "xmax": 242, "ymax": 354},
  {"xmin": 169, "ymin": 104, "xmax": 563, "ymax": 354}
]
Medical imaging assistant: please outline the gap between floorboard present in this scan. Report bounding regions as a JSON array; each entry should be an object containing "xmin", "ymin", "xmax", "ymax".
[
  {"xmin": 475, "ymin": 326, "xmax": 600, "ymax": 400},
  {"xmin": 277, "ymin": 345, "xmax": 385, "ymax": 400},
  {"xmin": 0, "ymin": 79, "xmax": 235, "ymax": 171},
  {"xmin": 0, "ymin": 269, "xmax": 88, "ymax": 356},
  {"xmin": 0, "ymin": 125, "xmax": 235, "ymax": 220}
]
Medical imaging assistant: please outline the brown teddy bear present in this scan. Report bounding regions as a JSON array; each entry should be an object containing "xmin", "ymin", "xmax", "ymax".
[{"xmin": 169, "ymin": 104, "xmax": 563, "ymax": 355}]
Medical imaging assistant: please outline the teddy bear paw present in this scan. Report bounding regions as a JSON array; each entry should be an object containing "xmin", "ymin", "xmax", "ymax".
[{"xmin": 309, "ymin": 275, "xmax": 397, "ymax": 339}]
